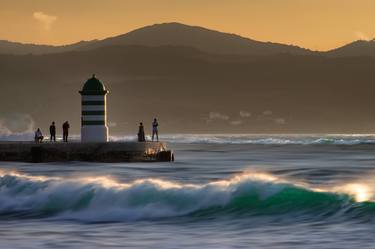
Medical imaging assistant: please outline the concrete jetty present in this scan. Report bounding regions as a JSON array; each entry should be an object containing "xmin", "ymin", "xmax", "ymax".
[
  {"xmin": 0, "ymin": 75, "xmax": 175, "ymax": 163},
  {"xmin": 0, "ymin": 141, "xmax": 174, "ymax": 163}
]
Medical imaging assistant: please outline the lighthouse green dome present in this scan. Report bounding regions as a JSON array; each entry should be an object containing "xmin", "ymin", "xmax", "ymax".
[{"xmin": 79, "ymin": 74, "xmax": 108, "ymax": 95}]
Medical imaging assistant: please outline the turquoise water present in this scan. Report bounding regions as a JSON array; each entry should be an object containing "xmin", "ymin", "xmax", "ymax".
[{"xmin": 1, "ymin": 136, "xmax": 375, "ymax": 248}]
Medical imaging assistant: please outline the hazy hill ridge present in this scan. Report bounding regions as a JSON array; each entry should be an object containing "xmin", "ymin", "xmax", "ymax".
[
  {"xmin": 1, "ymin": 23, "xmax": 312, "ymax": 56},
  {"xmin": 1, "ymin": 23, "xmax": 375, "ymax": 57},
  {"xmin": 324, "ymin": 39, "xmax": 375, "ymax": 57},
  {"xmin": 0, "ymin": 40, "xmax": 92, "ymax": 55}
]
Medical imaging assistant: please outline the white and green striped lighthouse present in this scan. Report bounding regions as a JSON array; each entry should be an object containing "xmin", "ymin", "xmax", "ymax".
[{"xmin": 79, "ymin": 74, "xmax": 109, "ymax": 142}]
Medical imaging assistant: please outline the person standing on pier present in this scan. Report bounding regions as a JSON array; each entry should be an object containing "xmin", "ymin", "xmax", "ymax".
[
  {"xmin": 49, "ymin": 122, "xmax": 56, "ymax": 142},
  {"xmin": 152, "ymin": 118, "xmax": 159, "ymax": 142},
  {"xmin": 138, "ymin": 122, "xmax": 146, "ymax": 142},
  {"xmin": 62, "ymin": 121, "xmax": 70, "ymax": 142}
]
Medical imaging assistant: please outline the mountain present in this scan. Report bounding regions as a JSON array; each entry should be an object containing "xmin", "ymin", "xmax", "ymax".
[
  {"xmin": 87, "ymin": 23, "xmax": 312, "ymax": 56},
  {"xmin": 0, "ymin": 40, "xmax": 92, "ymax": 55},
  {"xmin": 1, "ymin": 45, "xmax": 375, "ymax": 135},
  {"xmin": 4, "ymin": 23, "xmax": 375, "ymax": 58},
  {"xmin": 5, "ymin": 23, "xmax": 375, "ymax": 58},
  {"xmin": 324, "ymin": 40, "xmax": 375, "ymax": 57},
  {"xmin": 0, "ymin": 23, "xmax": 311, "ymax": 56}
]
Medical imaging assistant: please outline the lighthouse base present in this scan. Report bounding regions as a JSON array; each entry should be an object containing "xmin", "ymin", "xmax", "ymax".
[{"xmin": 81, "ymin": 126, "xmax": 108, "ymax": 142}]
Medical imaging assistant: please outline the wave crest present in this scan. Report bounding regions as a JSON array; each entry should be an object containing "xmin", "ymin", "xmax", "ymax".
[
  {"xmin": 111, "ymin": 134, "xmax": 375, "ymax": 145},
  {"xmin": 0, "ymin": 171, "xmax": 373, "ymax": 222}
]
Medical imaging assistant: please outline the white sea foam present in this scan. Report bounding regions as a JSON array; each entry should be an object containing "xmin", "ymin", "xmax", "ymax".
[{"xmin": 110, "ymin": 134, "xmax": 375, "ymax": 145}]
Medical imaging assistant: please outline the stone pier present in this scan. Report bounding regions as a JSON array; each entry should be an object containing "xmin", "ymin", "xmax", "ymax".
[{"xmin": 0, "ymin": 141, "xmax": 174, "ymax": 163}]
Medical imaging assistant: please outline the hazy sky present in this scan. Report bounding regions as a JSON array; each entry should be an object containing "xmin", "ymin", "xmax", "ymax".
[{"xmin": 1, "ymin": 0, "xmax": 374, "ymax": 50}]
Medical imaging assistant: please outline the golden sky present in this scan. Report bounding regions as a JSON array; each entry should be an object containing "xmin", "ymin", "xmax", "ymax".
[{"xmin": 1, "ymin": 0, "xmax": 374, "ymax": 51}]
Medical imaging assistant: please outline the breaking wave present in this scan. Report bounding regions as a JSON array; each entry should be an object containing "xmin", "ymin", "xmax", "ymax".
[
  {"xmin": 0, "ymin": 171, "xmax": 374, "ymax": 222},
  {"xmin": 111, "ymin": 134, "xmax": 375, "ymax": 145}
]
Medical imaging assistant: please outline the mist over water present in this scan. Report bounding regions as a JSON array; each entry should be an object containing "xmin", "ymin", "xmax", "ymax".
[{"xmin": 1, "ymin": 135, "xmax": 375, "ymax": 248}]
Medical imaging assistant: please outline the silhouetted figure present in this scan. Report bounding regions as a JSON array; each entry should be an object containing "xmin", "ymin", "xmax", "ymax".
[
  {"xmin": 62, "ymin": 121, "xmax": 70, "ymax": 142},
  {"xmin": 49, "ymin": 121, "xmax": 56, "ymax": 142},
  {"xmin": 138, "ymin": 122, "xmax": 146, "ymax": 142},
  {"xmin": 152, "ymin": 118, "xmax": 159, "ymax": 142},
  {"xmin": 34, "ymin": 128, "xmax": 44, "ymax": 143}
]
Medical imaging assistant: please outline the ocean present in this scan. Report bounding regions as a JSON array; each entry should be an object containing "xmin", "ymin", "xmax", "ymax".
[{"xmin": 1, "ymin": 134, "xmax": 375, "ymax": 248}]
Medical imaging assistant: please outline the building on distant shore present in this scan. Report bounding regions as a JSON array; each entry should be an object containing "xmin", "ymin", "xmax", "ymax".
[{"xmin": 79, "ymin": 74, "xmax": 109, "ymax": 142}]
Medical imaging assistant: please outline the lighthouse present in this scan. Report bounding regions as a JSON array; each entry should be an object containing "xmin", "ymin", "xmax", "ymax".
[{"xmin": 79, "ymin": 74, "xmax": 109, "ymax": 142}]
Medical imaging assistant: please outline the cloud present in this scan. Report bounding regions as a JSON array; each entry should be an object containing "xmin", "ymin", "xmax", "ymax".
[
  {"xmin": 33, "ymin": 11, "xmax": 57, "ymax": 31},
  {"xmin": 274, "ymin": 118, "xmax": 286, "ymax": 125},
  {"xmin": 230, "ymin": 120, "xmax": 243, "ymax": 126},
  {"xmin": 239, "ymin": 111, "xmax": 251, "ymax": 118},
  {"xmin": 208, "ymin": 112, "xmax": 229, "ymax": 121},
  {"xmin": 355, "ymin": 31, "xmax": 370, "ymax": 41}
]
